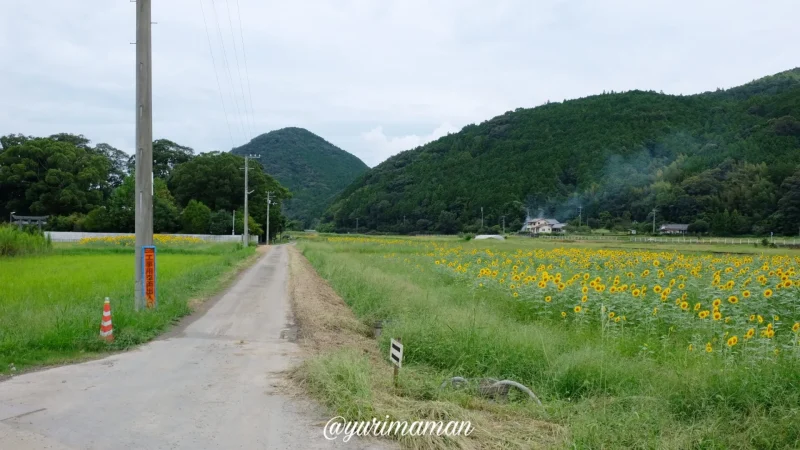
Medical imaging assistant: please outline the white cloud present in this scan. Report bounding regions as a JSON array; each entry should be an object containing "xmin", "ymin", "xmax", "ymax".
[
  {"xmin": 360, "ymin": 123, "xmax": 460, "ymax": 167},
  {"xmin": 0, "ymin": 0, "xmax": 798, "ymax": 166}
]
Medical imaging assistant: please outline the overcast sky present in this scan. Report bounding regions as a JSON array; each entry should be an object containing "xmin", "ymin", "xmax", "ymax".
[{"xmin": 1, "ymin": 1, "xmax": 798, "ymax": 167}]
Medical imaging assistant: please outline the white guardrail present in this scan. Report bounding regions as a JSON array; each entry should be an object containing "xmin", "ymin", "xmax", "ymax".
[
  {"xmin": 533, "ymin": 234, "xmax": 800, "ymax": 246},
  {"xmin": 46, "ymin": 231, "xmax": 259, "ymax": 244}
]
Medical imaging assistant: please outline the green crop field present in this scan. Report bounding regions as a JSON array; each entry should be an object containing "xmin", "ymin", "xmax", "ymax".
[
  {"xmin": 0, "ymin": 242, "xmax": 256, "ymax": 373},
  {"xmin": 297, "ymin": 235, "xmax": 800, "ymax": 449}
]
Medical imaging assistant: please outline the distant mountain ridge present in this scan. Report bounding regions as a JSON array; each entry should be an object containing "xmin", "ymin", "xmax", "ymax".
[
  {"xmin": 231, "ymin": 127, "xmax": 367, "ymax": 227},
  {"xmin": 322, "ymin": 68, "xmax": 800, "ymax": 236}
]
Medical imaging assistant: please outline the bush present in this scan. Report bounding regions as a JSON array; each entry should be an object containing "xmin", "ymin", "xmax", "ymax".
[
  {"xmin": 181, "ymin": 200, "xmax": 212, "ymax": 234},
  {"xmin": 0, "ymin": 225, "xmax": 52, "ymax": 256}
]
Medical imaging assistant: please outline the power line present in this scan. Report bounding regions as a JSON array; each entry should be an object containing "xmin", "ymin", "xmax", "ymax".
[
  {"xmin": 209, "ymin": 0, "xmax": 247, "ymax": 144},
  {"xmin": 199, "ymin": 0, "xmax": 235, "ymax": 150},
  {"xmin": 235, "ymin": 0, "xmax": 257, "ymax": 141},
  {"xmin": 224, "ymin": 0, "xmax": 254, "ymax": 142}
]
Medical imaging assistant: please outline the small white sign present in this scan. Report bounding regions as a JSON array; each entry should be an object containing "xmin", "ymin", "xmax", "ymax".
[{"xmin": 390, "ymin": 338, "xmax": 403, "ymax": 368}]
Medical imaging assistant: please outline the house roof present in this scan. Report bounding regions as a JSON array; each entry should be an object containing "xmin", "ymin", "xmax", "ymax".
[
  {"xmin": 660, "ymin": 224, "xmax": 689, "ymax": 231},
  {"xmin": 525, "ymin": 217, "xmax": 561, "ymax": 225}
]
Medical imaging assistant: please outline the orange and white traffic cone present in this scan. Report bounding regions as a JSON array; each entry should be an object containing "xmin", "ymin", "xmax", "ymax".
[{"xmin": 100, "ymin": 297, "xmax": 114, "ymax": 342}]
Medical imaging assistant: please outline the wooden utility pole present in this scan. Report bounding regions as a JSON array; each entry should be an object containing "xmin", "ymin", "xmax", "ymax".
[{"xmin": 134, "ymin": 0, "xmax": 154, "ymax": 311}]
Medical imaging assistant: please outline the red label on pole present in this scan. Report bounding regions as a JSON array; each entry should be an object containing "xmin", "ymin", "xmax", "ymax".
[{"xmin": 144, "ymin": 247, "xmax": 156, "ymax": 308}]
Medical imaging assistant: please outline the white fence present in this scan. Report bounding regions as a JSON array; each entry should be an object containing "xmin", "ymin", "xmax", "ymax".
[
  {"xmin": 536, "ymin": 234, "xmax": 626, "ymax": 241},
  {"xmin": 530, "ymin": 234, "xmax": 800, "ymax": 246},
  {"xmin": 630, "ymin": 236, "xmax": 800, "ymax": 246},
  {"xmin": 46, "ymin": 231, "xmax": 259, "ymax": 244}
]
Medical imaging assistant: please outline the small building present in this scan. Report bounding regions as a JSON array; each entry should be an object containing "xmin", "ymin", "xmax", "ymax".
[
  {"xmin": 659, "ymin": 224, "xmax": 689, "ymax": 235},
  {"xmin": 521, "ymin": 217, "xmax": 565, "ymax": 234}
]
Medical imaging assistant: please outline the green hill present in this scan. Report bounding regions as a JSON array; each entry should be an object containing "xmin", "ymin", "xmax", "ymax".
[
  {"xmin": 231, "ymin": 128, "xmax": 368, "ymax": 228},
  {"xmin": 323, "ymin": 68, "xmax": 800, "ymax": 236}
]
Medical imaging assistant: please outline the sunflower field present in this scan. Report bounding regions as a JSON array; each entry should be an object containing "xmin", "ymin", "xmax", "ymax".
[
  {"xmin": 78, "ymin": 234, "xmax": 205, "ymax": 246},
  {"xmin": 422, "ymin": 244, "xmax": 800, "ymax": 356}
]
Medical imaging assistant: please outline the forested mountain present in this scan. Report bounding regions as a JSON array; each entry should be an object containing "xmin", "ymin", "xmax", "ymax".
[
  {"xmin": 231, "ymin": 127, "xmax": 368, "ymax": 228},
  {"xmin": 323, "ymin": 68, "xmax": 800, "ymax": 236}
]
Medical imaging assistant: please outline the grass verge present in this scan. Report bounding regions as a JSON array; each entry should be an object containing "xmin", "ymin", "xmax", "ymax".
[{"xmin": 287, "ymin": 246, "xmax": 566, "ymax": 449}]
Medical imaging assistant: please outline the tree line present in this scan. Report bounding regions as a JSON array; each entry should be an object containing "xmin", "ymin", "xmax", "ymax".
[{"xmin": 0, "ymin": 133, "xmax": 291, "ymax": 240}]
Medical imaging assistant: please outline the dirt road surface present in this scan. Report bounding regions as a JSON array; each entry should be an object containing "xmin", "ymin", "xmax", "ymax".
[{"xmin": 0, "ymin": 245, "xmax": 386, "ymax": 449}]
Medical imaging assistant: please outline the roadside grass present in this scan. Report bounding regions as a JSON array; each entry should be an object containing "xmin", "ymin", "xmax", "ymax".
[
  {"xmin": 296, "ymin": 238, "xmax": 800, "ymax": 449},
  {"xmin": 0, "ymin": 225, "xmax": 52, "ymax": 256},
  {"xmin": 287, "ymin": 246, "xmax": 566, "ymax": 449},
  {"xmin": 0, "ymin": 243, "xmax": 256, "ymax": 373}
]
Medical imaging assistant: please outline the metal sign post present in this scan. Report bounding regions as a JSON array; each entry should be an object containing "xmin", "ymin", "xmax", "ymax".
[
  {"xmin": 390, "ymin": 338, "xmax": 403, "ymax": 388},
  {"xmin": 142, "ymin": 246, "xmax": 157, "ymax": 309}
]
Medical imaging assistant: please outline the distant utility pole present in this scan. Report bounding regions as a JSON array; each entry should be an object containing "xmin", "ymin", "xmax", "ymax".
[
  {"xmin": 241, "ymin": 155, "xmax": 259, "ymax": 246},
  {"xmin": 232, "ymin": 209, "xmax": 235, "ymax": 236},
  {"xmin": 265, "ymin": 191, "xmax": 273, "ymax": 245},
  {"xmin": 134, "ymin": 0, "xmax": 153, "ymax": 312},
  {"xmin": 501, "ymin": 215, "xmax": 506, "ymax": 234},
  {"xmin": 481, "ymin": 207, "xmax": 484, "ymax": 230},
  {"xmin": 578, "ymin": 206, "xmax": 583, "ymax": 227},
  {"xmin": 651, "ymin": 208, "xmax": 657, "ymax": 234},
  {"xmin": 356, "ymin": 218, "xmax": 359, "ymax": 234}
]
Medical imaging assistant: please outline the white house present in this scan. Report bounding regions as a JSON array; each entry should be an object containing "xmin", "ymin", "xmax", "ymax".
[{"xmin": 521, "ymin": 217, "xmax": 565, "ymax": 234}]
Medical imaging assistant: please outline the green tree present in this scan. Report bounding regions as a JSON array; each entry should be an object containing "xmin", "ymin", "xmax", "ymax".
[
  {"xmin": 127, "ymin": 139, "xmax": 195, "ymax": 179},
  {"xmin": 93, "ymin": 143, "xmax": 129, "ymax": 189},
  {"xmin": 0, "ymin": 134, "xmax": 31, "ymax": 152},
  {"xmin": 181, "ymin": 200, "xmax": 212, "ymax": 234},
  {"xmin": 169, "ymin": 152, "xmax": 290, "ymax": 233},
  {"xmin": 772, "ymin": 170, "xmax": 800, "ymax": 235},
  {"xmin": 153, "ymin": 179, "xmax": 180, "ymax": 233},
  {"xmin": 81, "ymin": 176, "xmax": 179, "ymax": 232},
  {"xmin": 209, "ymin": 210, "xmax": 232, "ymax": 235},
  {"xmin": 0, "ymin": 136, "xmax": 109, "ymax": 218},
  {"xmin": 437, "ymin": 210, "xmax": 459, "ymax": 234}
]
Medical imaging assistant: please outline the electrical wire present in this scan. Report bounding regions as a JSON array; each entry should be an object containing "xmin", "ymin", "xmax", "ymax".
[{"xmin": 199, "ymin": 0, "xmax": 235, "ymax": 150}]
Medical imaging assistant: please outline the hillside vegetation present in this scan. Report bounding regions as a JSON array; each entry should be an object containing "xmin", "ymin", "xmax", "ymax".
[
  {"xmin": 323, "ymin": 68, "xmax": 800, "ymax": 236},
  {"xmin": 232, "ymin": 127, "xmax": 368, "ymax": 228}
]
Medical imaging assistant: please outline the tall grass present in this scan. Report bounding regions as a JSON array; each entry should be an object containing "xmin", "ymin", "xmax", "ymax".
[
  {"xmin": 0, "ymin": 243, "xmax": 255, "ymax": 372},
  {"xmin": 298, "ymin": 239, "xmax": 800, "ymax": 449},
  {"xmin": 0, "ymin": 225, "xmax": 52, "ymax": 256}
]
